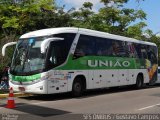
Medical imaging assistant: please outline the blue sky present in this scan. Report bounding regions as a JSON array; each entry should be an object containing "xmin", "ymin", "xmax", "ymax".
[
  {"xmin": 56, "ymin": 0, "xmax": 160, "ymax": 34},
  {"xmin": 125, "ymin": 0, "xmax": 160, "ymax": 34}
]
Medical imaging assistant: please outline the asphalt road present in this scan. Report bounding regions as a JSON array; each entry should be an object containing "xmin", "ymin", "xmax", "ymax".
[{"xmin": 1, "ymin": 85, "xmax": 160, "ymax": 120}]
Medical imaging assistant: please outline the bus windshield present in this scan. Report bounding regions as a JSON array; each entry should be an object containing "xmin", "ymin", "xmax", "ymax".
[
  {"xmin": 10, "ymin": 33, "xmax": 76, "ymax": 75},
  {"xmin": 10, "ymin": 36, "xmax": 48, "ymax": 75}
]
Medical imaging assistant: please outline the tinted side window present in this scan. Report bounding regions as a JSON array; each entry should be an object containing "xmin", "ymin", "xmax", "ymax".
[
  {"xmin": 135, "ymin": 44, "xmax": 142, "ymax": 58},
  {"xmin": 141, "ymin": 45, "xmax": 148, "ymax": 59},
  {"xmin": 46, "ymin": 41, "xmax": 66, "ymax": 70},
  {"xmin": 134, "ymin": 44, "xmax": 152, "ymax": 59},
  {"xmin": 45, "ymin": 33, "xmax": 76, "ymax": 70},
  {"xmin": 127, "ymin": 42, "xmax": 137, "ymax": 58},
  {"xmin": 147, "ymin": 46, "xmax": 157, "ymax": 64},
  {"xmin": 96, "ymin": 38, "xmax": 112, "ymax": 56},
  {"xmin": 111, "ymin": 40, "xmax": 127, "ymax": 57},
  {"xmin": 153, "ymin": 46, "xmax": 158, "ymax": 64},
  {"xmin": 74, "ymin": 35, "xmax": 96, "ymax": 58},
  {"xmin": 53, "ymin": 33, "xmax": 76, "ymax": 53}
]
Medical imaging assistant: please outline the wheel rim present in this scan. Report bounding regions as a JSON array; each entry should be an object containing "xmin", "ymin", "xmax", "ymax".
[
  {"xmin": 137, "ymin": 77, "xmax": 142, "ymax": 88},
  {"xmin": 74, "ymin": 82, "xmax": 81, "ymax": 92},
  {"xmin": 138, "ymin": 80, "xmax": 142, "ymax": 87}
]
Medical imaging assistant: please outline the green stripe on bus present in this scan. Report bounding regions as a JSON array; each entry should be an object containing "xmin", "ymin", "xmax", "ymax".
[
  {"xmin": 57, "ymin": 55, "xmax": 146, "ymax": 70},
  {"xmin": 10, "ymin": 74, "xmax": 41, "ymax": 82}
]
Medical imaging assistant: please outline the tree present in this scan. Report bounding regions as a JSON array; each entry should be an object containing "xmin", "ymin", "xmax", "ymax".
[
  {"xmin": 0, "ymin": 0, "xmax": 57, "ymax": 71},
  {"xmin": 71, "ymin": 2, "xmax": 94, "ymax": 28},
  {"xmin": 126, "ymin": 22, "xmax": 147, "ymax": 39},
  {"xmin": 98, "ymin": 0, "xmax": 147, "ymax": 36},
  {"xmin": 0, "ymin": 0, "xmax": 56, "ymax": 37},
  {"xmin": 1, "ymin": 0, "xmax": 160, "ymax": 71}
]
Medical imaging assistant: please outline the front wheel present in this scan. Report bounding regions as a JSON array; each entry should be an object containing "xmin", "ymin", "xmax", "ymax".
[
  {"xmin": 72, "ymin": 78, "xmax": 83, "ymax": 97},
  {"xmin": 135, "ymin": 75, "xmax": 143, "ymax": 89}
]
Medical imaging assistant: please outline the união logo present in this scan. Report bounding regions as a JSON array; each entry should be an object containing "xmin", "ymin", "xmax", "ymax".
[{"xmin": 88, "ymin": 60, "xmax": 130, "ymax": 68}]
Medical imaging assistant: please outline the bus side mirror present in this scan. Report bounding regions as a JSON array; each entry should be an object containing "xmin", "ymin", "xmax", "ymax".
[
  {"xmin": 41, "ymin": 37, "xmax": 64, "ymax": 54},
  {"xmin": 2, "ymin": 42, "xmax": 17, "ymax": 56}
]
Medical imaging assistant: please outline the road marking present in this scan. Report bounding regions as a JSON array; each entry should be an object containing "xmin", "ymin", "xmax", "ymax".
[{"xmin": 138, "ymin": 103, "xmax": 160, "ymax": 111}]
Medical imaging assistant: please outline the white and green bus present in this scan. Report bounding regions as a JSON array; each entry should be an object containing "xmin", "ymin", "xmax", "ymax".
[{"xmin": 2, "ymin": 27, "xmax": 158, "ymax": 96}]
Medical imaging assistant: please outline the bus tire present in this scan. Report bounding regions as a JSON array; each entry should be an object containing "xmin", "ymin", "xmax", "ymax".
[
  {"xmin": 135, "ymin": 74, "xmax": 143, "ymax": 89},
  {"xmin": 72, "ymin": 78, "xmax": 84, "ymax": 97}
]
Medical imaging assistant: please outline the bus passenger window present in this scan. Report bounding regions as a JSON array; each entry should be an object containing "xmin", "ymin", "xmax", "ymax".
[
  {"xmin": 74, "ymin": 45, "xmax": 87, "ymax": 57},
  {"xmin": 141, "ymin": 45, "xmax": 148, "ymax": 59},
  {"xmin": 74, "ymin": 35, "xmax": 95, "ymax": 58},
  {"xmin": 111, "ymin": 41, "xmax": 126, "ymax": 57},
  {"xmin": 96, "ymin": 38, "xmax": 112, "ymax": 56},
  {"xmin": 127, "ymin": 42, "xmax": 137, "ymax": 58},
  {"xmin": 147, "ymin": 46, "xmax": 157, "ymax": 64},
  {"xmin": 135, "ymin": 44, "xmax": 142, "ymax": 58}
]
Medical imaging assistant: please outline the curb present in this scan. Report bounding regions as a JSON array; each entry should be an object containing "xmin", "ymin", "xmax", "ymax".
[{"xmin": 0, "ymin": 93, "xmax": 32, "ymax": 99}]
